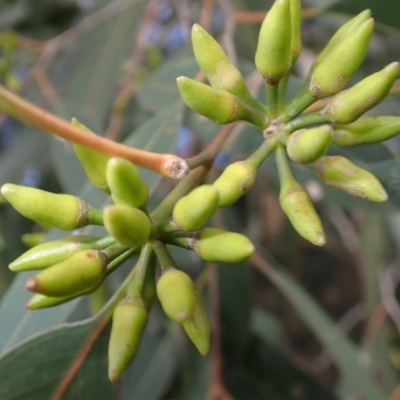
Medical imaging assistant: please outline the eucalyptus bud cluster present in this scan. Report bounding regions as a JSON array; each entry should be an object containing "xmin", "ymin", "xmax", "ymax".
[
  {"xmin": 176, "ymin": 2, "xmax": 399, "ymax": 246},
  {"xmin": 2, "ymin": 120, "xmax": 256, "ymax": 381},
  {"xmin": 4, "ymin": 0, "xmax": 400, "ymax": 384}
]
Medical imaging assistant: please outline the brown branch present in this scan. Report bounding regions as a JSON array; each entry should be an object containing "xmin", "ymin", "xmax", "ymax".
[
  {"xmin": 51, "ymin": 316, "xmax": 110, "ymax": 400},
  {"xmin": 0, "ymin": 85, "xmax": 188, "ymax": 179}
]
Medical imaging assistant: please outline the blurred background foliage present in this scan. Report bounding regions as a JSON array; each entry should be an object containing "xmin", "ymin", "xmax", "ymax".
[{"xmin": 1, "ymin": 0, "xmax": 400, "ymax": 399}]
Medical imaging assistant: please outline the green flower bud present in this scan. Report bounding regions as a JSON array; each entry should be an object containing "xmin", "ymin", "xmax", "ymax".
[
  {"xmin": 213, "ymin": 161, "xmax": 257, "ymax": 207},
  {"xmin": 9, "ymin": 235, "xmax": 114, "ymax": 272},
  {"xmin": 172, "ymin": 185, "xmax": 219, "ymax": 231},
  {"xmin": 320, "ymin": 62, "xmax": 399, "ymax": 124},
  {"xmin": 280, "ymin": 183, "xmax": 326, "ymax": 246},
  {"xmin": 287, "ymin": 125, "xmax": 332, "ymax": 164},
  {"xmin": 290, "ymin": 0, "xmax": 302, "ymax": 63},
  {"xmin": 26, "ymin": 286, "xmax": 96, "ymax": 309},
  {"xmin": 21, "ymin": 233, "xmax": 46, "ymax": 248},
  {"xmin": 25, "ymin": 249, "xmax": 108, "ymax": 297},
  {"xmin": 332, "ymin": 116, "xmax": 400, "ymax": 147},
  {"xmin": 108, "ymin": 297, "xmax": 148, "ymax": 382},
  {"xmin": 106, "ymin": 157, "xmax": 149, "ymax": 208},
  {"xmin": 255, "ymin": 0, "xmax": 292, "ymax": 86},
  {"xmin": 103, "ymin": 204, "xmax": 151, "ymax": 247},
  {"xmin": 315, "ymin": 10, "xmax": 371, "ymax": 66},
  {"xmin": 71, "ymin": 118, "xmax": 111, "ymax": 193},
  {"xmin": 191, "ymin": 24, "xmax": 267, "ymax": 114},
  {"xmin": 310, "ymin": 18, "xmax": 374, "ymax": 97},
  {"xmin": 276, "ymin": 146, "xmax": 325, "ymax": 246},
  {"xmin": 176, "ymin": 76, "xmax": 268, "ymax": 128},
  {"xmin": 0, "ymin": 184, "xmax": 103, "ymax": 230},
  {"xmin": 157, "ymin": 268, "xmax": 195, "ymax": 323},
  {"xmin": 183, "ymin": 290, "xmax": 210, "ymax": 356},
  {"xmin": 196, "ymin": 228, "xmax": 254, "ymax": 263},
  {"xmin": 314, "ymin": 156, "xmax": 388, "ymax": 202}
]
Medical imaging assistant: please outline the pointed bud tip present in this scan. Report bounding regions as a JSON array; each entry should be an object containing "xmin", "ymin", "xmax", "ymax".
[
  {"xmin": 0, "ymin": 183, "xmax": 11, "ymax": 197},
  {"xmin": 8, "ymin": 262, "xmax": 18, "ymax": 271},
  {"xmin": 316, "ymin": 233, "xmax": 326, "ymax": 246},
  {"xmin": 108, "ymin": 370, "xmax": 120, "ymax": 382},
  {"xmin": 378, "ymin": 191, "xmax": 389, "ymax": 202},
  {"xmin": 25, "ymin": 277, "xmax": 38, "ymax": 292}
]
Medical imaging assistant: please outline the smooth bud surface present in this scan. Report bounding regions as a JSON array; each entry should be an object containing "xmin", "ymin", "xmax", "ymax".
[
  {"xmin": 26, "ymin": 286, "xmax": 95, "ymax": 309},
  {"xmin": 176, "ymin": 76, "xmax": 267, "ymax": 128},
  {"xmin": 213, "ymin": 161, "xmax": 257, "ymax": 207},
  {"xmin": 280, "ymin": 181, "xmax": 326, "ymax": 246},
  {"xmin": 290, "ymin": 0, "xmax": 302, "ymax": 62},
  {"xmin": 71, "ymin": 118, "xmax": 111, "ymax": 193},
  {"xmin": 173, "ymin": 185, "xmax": 219, "ymax": 231},
  {"xmin": 157, "ymin": 269, "xmax": 195, "ymax": 323},
  {"xmin": 333, "ymin": 116, "xmax": 400, "ymax": 147},
  {"xmin": 255, "ymin": 0, "xmax": 292, "ymax": 86},
  {"xmin": 310, "ymin": 19, "xmax": 374, "ymax": 97},
  {"xmin": 183, "ymin": 290, "xmax": 210, "ymax": 355},
  {"xmin": 0, "ymin": 184, "xmax": 102, "ymax": 230},
  {"xmin": 287, "ymin": 125, "xmax": 332, "ymax": 164},
  {"xmin": 276, "ymin": 145, "xmax": 325, "ymax": 246},
  {"xmin": 9, "ymin": 235, "xmax": 110, "ymax": 272},
  {"xmin": 191, "ymin": 24, "xmax": 266, "ymax": 113},
  {"xmin": 196, "ymin": 228, "xmax": 254, "ymax": 263},
  {"xmin": 103, "ymin": 205, "xmax": 151, "ymax": 247},
  {"xmin": 315, "ymin": 10, "xmax": 371, "ymax": 66},
  {"xmin": 108, "ymin": 298, "xmax": 148, "ymax": 381},
  {"xmin": 320, "ymin": 62, "xmax": 399, "ymax": 124},
  {"xmin": 106, "ymin": 157, "xmax": 149, "ymax": 208},
  {"xmin": 315, "ymin": 156, "xmax": 388, "ymax": 202},
  {"xmin": 26, "ymin": 249, "xmax": 108, "ymax": 297}
]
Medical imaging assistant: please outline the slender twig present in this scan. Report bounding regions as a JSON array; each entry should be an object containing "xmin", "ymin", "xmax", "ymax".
[
  {"xmin": 380, "ymin": 262, "xmax": 400, "ymax": 334},
  {"xmin": 0, "ymin": 85, "xmax": 188, "ymax": 179},
  {"xmin": 200, "ymin": 0, "xmax": 216, "ymax": 30}
]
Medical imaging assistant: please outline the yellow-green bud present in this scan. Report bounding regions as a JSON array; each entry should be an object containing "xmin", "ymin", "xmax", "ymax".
[
  {"xmin": 106, "ymin": 157, "xmax": 149, "ymax": 208},
  {"xmin": 255, "ymin": 0, "xmax": 292, "ymax": 86},
  {"xmin": 310, "ymin": 19, "xmax": 374, "ymax": 97},
  {"xmin": 157, "ymin": 268, "xmax": 195, "ymax": 323},
  {"xmin": 290, "ymin": 0, "xmax": 302, "ymax": 63},
  {"xmin": 280, "ymin": 182, "xmax": 326, "ymax": 246},
  {"xmin": 26, "ymin": 286, "xmax": 96, "ymax": 309},
  {"xmin": 21, "ymin": 233, "xmax": 46, "ymax": 248},
  {"xmin": 315, "ymin": 10, "xmax": 371, "ymax": 66},
  {"xmin": 213, "ymin": 161, "xmax": 257, "ymax": 207},
  {"xmin": 172, "ymin": 185, "xmax": 219, "ymax": 231},
  {"xmin": 9, "ymin": 235, "xmax": 113, "ymax": 272},
  {"xmin": 71, "ymin": 118, "xmax": 111, "ymax": 193},
  {"xmin": 183, "ymin": 290, "xmax": 210, "ymax": 356},
  {"xmin": 103, "ymin": 205, "xmax": 151, "ymax": 247},
  {"xmin": 196, "ymin": 228, "xmax": 254, "ymax": 263},
  {"xmin": 108, "ymin": 297, "xmax": 148, "ymax": 382},
  {"xmin": 314, "ymin": 156, "xmax": 388, "ymax": 202},
  {"xmin": 176, "ymin": 76, "xmax": 268, "ymax": 128},
  {"xmin": 191, "ymin": 24, "xmax": 267, "ymax": 114},
  {"xmin": 25, "ymin": 249, "xmax": 108, "ymax": 297},
  {"xmin": 332, "ymin": 116, "xmax": 400, "ymax": 147},
  {"xmin": 287, "ymin": 125, "xmax": 332, "ymax": 164},
  {"xmin": 276, "ymin": 146, "xmax": 325, "ymax": 246},
  {"xmin": 0, "ymin": 184, "xmax": 103, "ymax": 230},
  {"xmin": 320, "ymin": 62, "xmax": 399, "ymax": 124}
]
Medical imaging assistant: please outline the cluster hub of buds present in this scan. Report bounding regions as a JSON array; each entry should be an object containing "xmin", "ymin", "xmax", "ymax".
[
  {"xmin": 2, "ymin": 0, "xmax": 400, "ymax": 383},
  {"xmin": 177, "ymin": 1, "xmax": 400, "ymax": 246}
]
